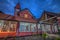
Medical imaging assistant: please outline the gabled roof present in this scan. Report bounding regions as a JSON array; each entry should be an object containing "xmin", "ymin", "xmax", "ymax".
[
  {"xmin": 0, "ymin": 11, "xmax": 10, "ymax": 19},
  {"xmin": 38, "ymin": 11, "xmax": 60, "ymax": 22},
  {"xmin": 0, "ymin": 11, "xmax": 17, "ymax": 21},
  {"xmin": 15, "ymin": 3, "xmax": 20, "ymax": 9},
  {"xmin": 19, "ymin": 8, "xmax": 37, "ymax": 20},
  {"xmin": 44, "ymin": 11, "xmax": 60, "ymax": 16},
  {"xmin": 15, "ymin": 3, "xmax": 36, "ymax": 19}
]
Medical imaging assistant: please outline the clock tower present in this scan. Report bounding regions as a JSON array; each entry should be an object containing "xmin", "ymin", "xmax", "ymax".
[{"xmin": 14, "ymin": 3, "xmax": 20, "ymax": 16}]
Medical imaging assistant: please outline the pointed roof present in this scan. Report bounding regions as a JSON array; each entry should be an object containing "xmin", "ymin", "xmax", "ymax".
[
  {"xmin": 0, "ymin": 11, "xmax": 10, "ymax": 19},
  {"xmin": 37, "ymin": 11, "xmax": 60, "ymax": 22},
  {"xmin": 15, "ymin": 3, "xmax": 20, "ymax": 9},
  {"xmin": 19, "ymin": 8, "xmax": 37, "ymax": 20},
  {"xmin": 44, "ymin": 11, "xmax": 60, "ymax": 16},
  {"xmin": 0, "ymin": 11, "xmax": 15, "ymax": 21}
]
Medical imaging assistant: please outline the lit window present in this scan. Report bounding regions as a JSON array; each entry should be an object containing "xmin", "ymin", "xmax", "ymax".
[
  {"xmin": 0, "ymin": 20, "xmax": 17, "ymax": 32},
  {"xmin": 19, "ymin": 22, "xmax": 30, "ymax": 32},
  {"xmin": 31, "ymin": 23, "xmax": 36, "ymax": 32},
  {"xmin": 24, "ymin": 14, "xmax": 28, "ymax": 18}
]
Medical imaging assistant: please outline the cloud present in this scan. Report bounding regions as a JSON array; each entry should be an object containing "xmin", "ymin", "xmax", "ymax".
[
  {"xmin": 0, "ymin": 0, "xmax": 60, "ymax": 19},
  {"xmin": 0, "ymin": 0, "xmax": 18, "ymax": 15}
]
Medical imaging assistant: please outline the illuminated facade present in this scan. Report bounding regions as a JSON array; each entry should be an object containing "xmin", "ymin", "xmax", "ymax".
[
  {"xmin": 0, "ymin": 3, "xmax": 60, "ymax": 38},
  {"xmin": 0, "ymin": 20, "xmax": 17, "ymax": 32},
  {"xmin": 0, "ymin": 3, "xmax": 39, "ymax": 37},
  {"xmin": 39, "ymin": 11, "xmax": 58, "ymax": 33}
]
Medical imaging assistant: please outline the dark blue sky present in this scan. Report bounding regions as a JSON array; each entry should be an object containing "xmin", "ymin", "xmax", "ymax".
[{"xmin": 0, "ymin": 0, "xmax": 60, "ymax": 19}]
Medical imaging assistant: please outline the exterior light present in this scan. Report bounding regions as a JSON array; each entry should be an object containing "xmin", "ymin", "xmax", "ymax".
[{"xmin": 24, "ymin": 14, "xmax": 28, "ymax": 18}]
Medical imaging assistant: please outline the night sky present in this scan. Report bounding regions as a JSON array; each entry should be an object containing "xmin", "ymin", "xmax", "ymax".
[{"xmin": 0, "ymin": 0, "xmax": 60, "ymax": 19}]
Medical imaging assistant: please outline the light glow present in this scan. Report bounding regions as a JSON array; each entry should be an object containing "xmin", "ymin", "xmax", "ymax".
[{"xmin": 24, "ymin": 14, "xmax": 28, "ymax": 18}]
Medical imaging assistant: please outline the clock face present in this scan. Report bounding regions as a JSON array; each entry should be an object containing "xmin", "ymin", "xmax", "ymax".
[{"xmin": 16, "ymin": 9, "xmax": 20, "ymax": 12}]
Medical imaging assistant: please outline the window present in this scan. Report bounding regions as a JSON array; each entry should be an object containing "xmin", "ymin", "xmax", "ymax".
[
  {"xmin": 45, "ymin": 24, "xmax": 51, "ymax": 32},
  {"xmin": 31, "ymin": 23, "xmax": 36, "ymax": 32},
  {"xmin": 19, "ymin": 22, "xmax": 30, "ymax": 32},
  {"xmin": 57, "ymin": 22, "xmax": 60, "ymax": 31},
  {"xmin": 2, "ymin": 21, "xmax": 9, "ymax": 32},
  {"xmin": 52, "ymin": 25, "xmax": 58, "ymax": 32},
  {"xmin": 0, "ymin": 20, "xmax": 4, "ymax": 32},
  {"xmin": 20, "ymin": 25, "xmax": 25, "ymax": 32},
  {"xmin": 40, "ymin": 24, "xmax": 45, "ymax": 32},
  {"xmin": 38, "ymin": 24, "xmax": 42, "ymax": 31},
  {"xmin": 19, "ymin": 22, "xmax": 37, "ymax": 32},
  {"xmin": 9, "ymin": 21, "xmax": 17, "ymax": 32},
  {"xmin": 0, "ymin": 20, "xmax": 17, "ymax": 32}
]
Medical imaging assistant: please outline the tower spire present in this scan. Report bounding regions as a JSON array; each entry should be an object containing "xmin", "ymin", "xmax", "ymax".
[
  {"xmin": 14, "ymin": 0, "xmax": 20, "ymax": 16},
  {"xmin": 15, "ymin": 3, "xmax": 20, "ymax": 9},
  {"xmin": 15, "ymin": 0, "xmax": 20, "ymax": 9}
]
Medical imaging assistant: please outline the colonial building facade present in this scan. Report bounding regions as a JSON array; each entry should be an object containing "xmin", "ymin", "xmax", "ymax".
[{"xmin": 0, "ymin": 3, "xmax": 60, "ymax": 38}]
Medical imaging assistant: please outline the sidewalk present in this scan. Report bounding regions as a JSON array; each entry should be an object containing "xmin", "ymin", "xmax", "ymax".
[{"xmin": 47, "ymin": 33, "xmax": 60, "ymax": 38}]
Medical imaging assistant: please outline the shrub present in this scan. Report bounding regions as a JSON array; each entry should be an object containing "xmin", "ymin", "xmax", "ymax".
[
  {"xmin": 42, "ymin": 33, "xmax": 48, "ymax": 38},
  {"xmin": 55, "ymin": 37, "xmax": 60, "ymax": 40}
]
